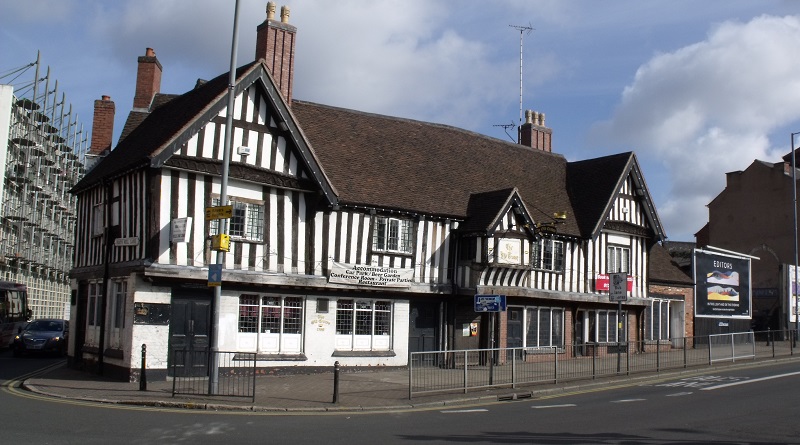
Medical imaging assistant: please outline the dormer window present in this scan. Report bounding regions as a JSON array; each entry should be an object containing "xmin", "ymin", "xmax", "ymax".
[{"xmin": 372, "ymin": 216, "xmax": 413, "ymax": 254}]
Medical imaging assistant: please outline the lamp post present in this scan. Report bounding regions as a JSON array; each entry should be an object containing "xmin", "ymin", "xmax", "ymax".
[
  {"xmin": 792, "ymin": 132, "xmax": 800, "ymax": 340},
  {"xmin": 209, "ymin": 0, "xmax": 241, "ymax": 395}
]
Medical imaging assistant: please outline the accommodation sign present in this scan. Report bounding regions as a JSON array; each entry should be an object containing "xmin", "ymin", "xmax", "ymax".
[{"xmin": 329, "ymin": 261, "xmax": 414, "ymax": 287}]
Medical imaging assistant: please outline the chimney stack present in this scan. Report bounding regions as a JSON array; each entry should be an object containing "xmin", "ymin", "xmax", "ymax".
[
  {"xmin": 519, "ymin": 109, "xmax": 552, "ymax": 152},
  {"xmin": 89, "ymin": 95, "xmax": 115, "ymax": 155},
  {"xmin": 133, "ymin": 47, "xmax": 162, "ymax": 110},
  {"xmin": 255, "ymin": 2, "xmax": 296, "ymax": 104}
]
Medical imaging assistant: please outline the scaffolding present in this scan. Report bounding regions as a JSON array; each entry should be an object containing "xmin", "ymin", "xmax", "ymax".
[{"xmin": 0, "ymin": 52, "xmax": 86, "ymax": 320}]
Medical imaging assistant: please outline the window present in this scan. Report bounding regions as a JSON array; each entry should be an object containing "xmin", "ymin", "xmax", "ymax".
[
  {"xmin": 532, "ymin": 239, "xmax": 565, "ymax": 271},
  {"xmin": 112, "ymin": 281, "xmax": 127, "ymax": 329},
  {"xmin": 593, "ymin": 309, "xmax": 626, "ymax": 343},
  {"xmin": 607, "ymin": 245, "xmax": 630, "ymax": 273},
  {"xmin": 237, "ymin": 294, "xmax": 303, "ymax": 335},
  {"xmin": 336, "ymin": 299, "xmax": 392, "ymax": 351},
  {"xmin": 645, "ymin": 299, "xmax": 670, "ymax": 341},
  {"xmin": 87, "ymin": 282, "xmax": 101, "ymax": 327},
  {"xmin": 210, "ymin": 198, "xmax": 264, "ymax": 242},
  {"xmin": 372, "ymin": 217, "xmax": 413, "ymax": 254},
  {"xmin": 524, "ymin": 306, "xmax": 564, "ymax": 348},
  {"xmin": 91, "ymin": 203, "xmax": 104, "ymax": 237}
]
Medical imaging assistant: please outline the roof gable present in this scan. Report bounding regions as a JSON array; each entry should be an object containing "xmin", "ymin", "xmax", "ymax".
[
  {"xmin": 461, "ymin": 188, "xmax": 537, "ymax": 237},
  {"xmin": 72, "ymin": 62, "xmax": 336, "ymax": 204}
]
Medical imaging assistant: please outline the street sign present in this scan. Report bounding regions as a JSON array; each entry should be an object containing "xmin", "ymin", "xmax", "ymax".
[
  {"xmin": 609, "ymin": 272, "xmax": 628, "ymax": 302},
  {"xmin": 205, "ymin": 205, "xmax": 233, "ymax": 221},
  {"xmin": 208, "ymin": 264, "xmax": 222, "ymax": 287},
  {"xmin": 474, "ymin": 294, "xmax": 507, "ymax": 312}
]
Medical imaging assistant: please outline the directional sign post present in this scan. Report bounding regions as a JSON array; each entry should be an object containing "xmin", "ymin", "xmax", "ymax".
[
  {"xmin": 208, "ymin": 264, "xmax": 222, "ymax": 287},
  {"xmin": 205, "ymin": 205, "xmax": 233, "ymax": 221},
  {"xmin": 608, "ymin": 272, "xmax": 628, "ymax": 373}
]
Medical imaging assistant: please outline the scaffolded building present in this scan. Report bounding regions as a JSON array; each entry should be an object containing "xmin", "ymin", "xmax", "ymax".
[{"xmin": 0, "ymin": 53, "xmax": 86, "ymax": 319}]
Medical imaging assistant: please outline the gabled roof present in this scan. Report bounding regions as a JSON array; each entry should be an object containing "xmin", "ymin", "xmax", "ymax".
[
  {"xmin": 72, "ymin": 62, "xmax": 336, "ymax": 204},
  {"xmin": 649, "ymin": 242, "xmax": 693, "ymax": 285},
  {"xmin": 290, "ymin": 100, "xmax": 583, "ymax": 236},
  {"xmin": 460, "ymin": 188, "xmax": 536, "ymax": 237},
  {"xmin": 567, "ymin": 152, "xmax": 665, "ymax": 241}
]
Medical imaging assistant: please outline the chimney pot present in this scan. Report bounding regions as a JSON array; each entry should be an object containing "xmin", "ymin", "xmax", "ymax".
[
  {"xmin": 525, "ymin": 109, "xmax": 533, "ymax": 124},
  {"xmin": 266, "ymin": 1, "xmax": 276, "ymax": 20},
  {"xmin": 281, "ymin": 5, "xmax": 290, "ymax": 23},
  {"xmin": 145, "ymin": 47, "xmax": 155, "ymax": 57},
  {"xmin": 102, "ymin": 95, "xmax": 111, "ymax": 101}
]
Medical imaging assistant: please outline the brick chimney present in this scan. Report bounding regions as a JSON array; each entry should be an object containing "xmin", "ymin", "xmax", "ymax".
[
  {"xmin": 519, "ymin": 109, "xmax": 552, "ymax": 152},
  {"xmin": 255, "ymin": 2, "xmax": 296, "ymax": 104},
  {"xmin": 133, "ymin": 47, "xmax": 162, "ymax": 110},
  {"xmin": 89, "ymin": 95, "xmax": 114, "ymax": 155}
]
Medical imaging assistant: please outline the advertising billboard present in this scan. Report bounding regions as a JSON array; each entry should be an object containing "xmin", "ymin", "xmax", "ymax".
[{"xmin": 693, "ymin": 249, "xmax": 751, "ymax": 319}]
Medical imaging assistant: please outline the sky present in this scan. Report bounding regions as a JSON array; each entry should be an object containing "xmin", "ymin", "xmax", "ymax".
[{"xmin": 2, "ymin": 0, "xmax": 800, "ymax": 242}]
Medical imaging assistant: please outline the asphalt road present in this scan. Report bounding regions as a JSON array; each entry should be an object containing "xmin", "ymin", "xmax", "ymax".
[{"xmin": 2, "ymin": 348, "xmax": 799, "ymax": 444}]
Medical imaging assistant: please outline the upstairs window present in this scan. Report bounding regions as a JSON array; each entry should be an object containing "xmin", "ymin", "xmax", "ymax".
[
  {"xmin": 607, "ymin": 245, "xmax": 630, "ymax": 273},
  {"xmin": 210, "ymin": 198, "xmax": 264, "ymax": 242},
  {"xmin": 532, "ymin": 239, "xmax": 564, "ymax": 271},
  {"xmin": 372, "ymin": 217, "xmax": 413, "ymax": 254}
]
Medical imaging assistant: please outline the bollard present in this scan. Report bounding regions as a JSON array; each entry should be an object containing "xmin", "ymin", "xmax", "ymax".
[
  {"xmin": 766, "ymin": 328, "xmax": 770, "ymax": 346},
  {"xmin": 332, "ymin": 361, "xmax": 340, "ymax": 404},
  {"xmin": 139, "ymin": 344, "xmax": 147, "ymax": 391}
]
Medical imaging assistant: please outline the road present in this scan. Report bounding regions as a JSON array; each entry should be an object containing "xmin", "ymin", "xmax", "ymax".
[{"xmin": 2, "ymin": 348, "xmax": 799, "ymax": 444}]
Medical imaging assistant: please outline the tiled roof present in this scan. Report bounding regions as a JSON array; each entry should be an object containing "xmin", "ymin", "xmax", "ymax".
[
  {"xmin": 461, "ymin": 188, "xmax": 516, "ymax": 234},
  {"xmin": 290, "ymin": 100, "xmax": 583, "ymax": 237},
  {"xmin": 73, "ymin": 62, "xmax": 261, "ymax": 192},
  {"xmin": 648, "ymin": 242, "xmax": 693, "ymax": 285},
  {"xmin": 566, "ymin": 152, "xmax": 632, "ymax": 237}
]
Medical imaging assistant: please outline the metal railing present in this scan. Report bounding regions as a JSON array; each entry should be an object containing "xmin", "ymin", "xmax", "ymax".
[
  {"xmin": 171, "ymin": 350, "xmax": 257, "ymax": 401},
  {"xmin": 409, "ymin": 329, "xmax": 797, "ymax": 399}
]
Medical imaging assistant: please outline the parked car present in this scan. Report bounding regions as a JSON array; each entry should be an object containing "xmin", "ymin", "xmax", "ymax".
[{"xmin": 11, "ymin": 319, "xmax": 68, "ymax": 357}]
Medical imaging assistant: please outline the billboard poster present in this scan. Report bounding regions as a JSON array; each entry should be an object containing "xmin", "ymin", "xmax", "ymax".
[
  {"xmin": 693, "ymin": 249, "xmax": 751, "ymax": 319},
  {"xmin": 788, "ymin": 265, "xmax": 800, "ymax": 323}
]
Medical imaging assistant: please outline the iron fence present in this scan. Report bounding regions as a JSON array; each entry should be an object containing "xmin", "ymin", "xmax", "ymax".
[
  {"xmin": 171, "ymin": 350, "xmax": 257, "ymax": 401},
  {"xmin": 409, "ymin": 329, "xmax": 798, "ymax": 398}
]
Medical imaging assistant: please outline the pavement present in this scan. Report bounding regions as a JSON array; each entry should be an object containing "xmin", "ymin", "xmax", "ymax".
[{"xmin": 19, "ymin": 357, "xmax": 800, "ymax": 413}]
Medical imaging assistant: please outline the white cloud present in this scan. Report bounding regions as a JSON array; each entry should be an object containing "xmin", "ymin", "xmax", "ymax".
[{"xmin": 592, "ymin": 14, "xmax": 800, "ymax": 240}]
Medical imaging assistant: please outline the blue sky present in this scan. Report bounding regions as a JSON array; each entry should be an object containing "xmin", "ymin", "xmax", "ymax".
[{"xmin": 3, "ymin": 0, "xmax": 799, "ymax": 242}]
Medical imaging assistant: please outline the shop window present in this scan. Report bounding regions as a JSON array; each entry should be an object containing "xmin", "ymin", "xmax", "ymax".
[
  {"xmin": 524, "ymin": 306, "xmax": 564, "ymax": 348},
  {"xmin": 335, "ymin": 299, "xmax": 392, "ymax": 351}
]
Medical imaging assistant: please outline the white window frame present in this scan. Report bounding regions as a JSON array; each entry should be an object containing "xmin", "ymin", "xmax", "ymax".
[
  {"xmin": 335, "ymin": 299, "xmax": 392, "ymax": 351},
  {"xmin": 86, "ymin": 281, "xmax": 103, "ymax": 346},
  {"xmin": 593, "ymin": 309, "xmax": 627, "ymax": 343},
  {"xmin": 645, "ymin": 299, "xmax": 671, "ymax": 341},
  {"xmin": 236, "ymin": 294, "xmax": 303, "ymax": 354},
  {"xmin": 210, "ymin": 197, "xmax": 264, "ymax": 242},
  {"xmin": 532, "ymin": 239, "xmax": 565, "ymax": 271},
  {"xmin": 109, "ymin": 280, "xmax": 127, "ymax": 349},
  {"xmin": 607, "ymin": 245, "xmax": 630, "ymax": 274},
  {"xmin": 372, "ymin": 217, "xmax": 413, "ymax": 254},
  {"xmin": 524, "ymin": 306, "xmax": 565, "ymax": 349}
]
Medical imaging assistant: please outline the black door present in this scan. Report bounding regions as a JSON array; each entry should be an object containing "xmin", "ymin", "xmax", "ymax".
[
  {"xmin": 169, "ymin": 291, "xmax": 212, "ymax": 377},
  {"xmin": 409, "ymin": 301, "xmax": 438, "ymax": 354},
  {"xmin": 506, "ymin": 308, "xmax": 524, "ymax": 348}
]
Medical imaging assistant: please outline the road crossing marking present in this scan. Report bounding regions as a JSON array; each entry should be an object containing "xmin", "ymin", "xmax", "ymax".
[
  {"xmin": 531, "ymin": 404, "xmax": 576, "ymax": 409},
  {"xmin": 700, "ymin": 371, "xmax": 800, "ymax": 391},
  {"xmin": 666, "ymin": 392, "xmax": 693, "ymax": 397},
  {"xmin": 611, "ymin": 399, "xmax": 646, "ymax": 403},
  {"xmin": 440, "ymin": 409, "xmax": 488, "ymax": 413}
]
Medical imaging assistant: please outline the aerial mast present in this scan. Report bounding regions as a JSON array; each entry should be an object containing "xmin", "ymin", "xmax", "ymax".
[{"xmin": 509, "ymin": 24, "xmax": 533, "ymax": 143}]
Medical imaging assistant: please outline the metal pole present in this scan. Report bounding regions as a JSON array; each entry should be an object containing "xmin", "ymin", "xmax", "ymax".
[
  {"xmin": 792, "ymin": 133, "xmax": 799, "ymax": 345},
  {"xmin": 210, "ymin": 0, "xmax": 241, "ymax": 395}
]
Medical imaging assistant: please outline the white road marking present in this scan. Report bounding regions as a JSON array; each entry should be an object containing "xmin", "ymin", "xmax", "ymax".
[
  {"xmin": 611, "ymin": 399, "xmax": 646, "ymax": 403},
  {"xmin": 700, "ymin": 371, "xmax": 800, "ymax": 391},
  {"xmin": 531, "ymin": 404, "xmax": 577, "ymax": 409},
  {"xmin": 666, "ymin": 392, "xmax": 693, "ymax": 397},
  {"xmin": 440, "ymin": 409, "xmax": 488, "ymax": 413}
]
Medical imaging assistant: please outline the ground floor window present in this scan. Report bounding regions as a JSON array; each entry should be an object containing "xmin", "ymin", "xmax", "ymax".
[
  {"xmin": 524, "ymin": 306, "xmax": 564, "ymax": 348},
  {"xmin": 592, "ymin": 309, "xmax": 627, "ymax": 343},
  {"xmin": 335, "ymin": 299, "xmax": 392, "ymax": 351},
  {"xmin": 85, "ymin": 281, "xmax": 102, "ymax": 346},
  {"xmin": 645, "ymin": 299, "xmax": 670, "ymax": 341},
  {"xmin": 237, "ymin": 294, "xmax": 303, "ymax": 353}
]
